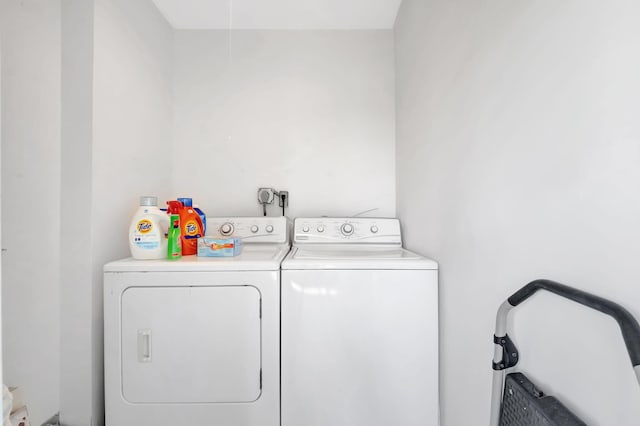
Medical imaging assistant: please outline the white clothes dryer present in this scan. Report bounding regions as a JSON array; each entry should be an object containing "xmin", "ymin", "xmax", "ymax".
[
  {"xmin": 104, "ymin": 217, "xmax": 289, "ymax": 426},
  {"xmin": 281, "ymin": 217, "xmax": 439, "ymax": 426}
]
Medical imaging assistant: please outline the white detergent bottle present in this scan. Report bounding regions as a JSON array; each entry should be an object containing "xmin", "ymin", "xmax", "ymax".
[{"xmin": 129, "ymin": 196, "xmax": 169, "ymax": 259}]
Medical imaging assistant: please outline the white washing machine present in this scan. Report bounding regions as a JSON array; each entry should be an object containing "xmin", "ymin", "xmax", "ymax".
[
  {"xmin": 281, "ymin": 217, "xmax": 439, "ymax": 426},
  {"xmin": 104, "ymin": 217, "xmax": 289, "ymax": 426}
]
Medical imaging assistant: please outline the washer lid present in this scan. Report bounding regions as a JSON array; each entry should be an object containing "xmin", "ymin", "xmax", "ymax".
[
  {"xmin": 281, "ymin": 246, "xmax": 438, "ymax": 270},
  {"xmin": 104, "ymin": 244, "xmax": 290, "ymax": 272}
]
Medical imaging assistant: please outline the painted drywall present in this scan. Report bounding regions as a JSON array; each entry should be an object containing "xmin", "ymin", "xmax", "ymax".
[
  {"xmin": 172, "ymin": 30, "xmax": 396, "ymax": 218},
  {"xmin": 60, "ymin": 0, "xmax": 94, "ymax": 424},
  {"xmin": 92, "ymin": 0, "xmax": 173, "ymax": 269},
  {"xmin": 0, "ymin": 0, "xmax": 61, "ymax": 423},
  {"xmin": 395, "ymin": 0, "xmax": 640, "ymax": 424},
  {"xmin": 0, "ymin": 3, "xmax": 4, "ymax": 394}
]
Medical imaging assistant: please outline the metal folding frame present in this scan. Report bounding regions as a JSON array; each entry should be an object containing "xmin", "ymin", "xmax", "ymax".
[{"xmin": 490, "ymin": 279, "xmax": 640, "ymax": 426}]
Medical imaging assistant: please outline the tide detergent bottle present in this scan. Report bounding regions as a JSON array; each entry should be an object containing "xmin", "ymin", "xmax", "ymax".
[
  {"xmin": 178, "ymin": 197, "xmax": 206, "ymax": 234},
  {"xmin": 129, "ymin": 196, "xmax": 169, "ymax": 260},
  {"xmin": 172, "ymin": 198, "xmax": 204, "ymax": 256}
]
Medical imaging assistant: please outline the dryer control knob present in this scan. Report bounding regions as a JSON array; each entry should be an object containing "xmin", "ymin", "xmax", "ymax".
[
  {"xmin": 317, "ymin": 226, "xmax": 325, "ymax": 233},
  {"xmin": 370, "ymin": 225, "xmax": 379, "ymax": 234},
  {"xmin": 266, "ymin": 225, "xmax": 274, "ymax": 233},
  {"xmin": 302, "ymin": 226, "xmax": 310, "ymax": 233},
  {"xmin": 220, "ymin": 222, "xmax": 234, "ymax": 236},
  {"xmin": 250, "ymin": 225, "xmax": 259, "ymax": 233},
  {"xmin": 341, "ymin": 223, "xmax": 354, "ymax": 236}
]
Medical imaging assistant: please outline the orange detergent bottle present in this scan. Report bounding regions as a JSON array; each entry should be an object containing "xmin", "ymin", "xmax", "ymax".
[{"xmin": 172, "ymin": 199, "xmax": 204, "ymax": 256}]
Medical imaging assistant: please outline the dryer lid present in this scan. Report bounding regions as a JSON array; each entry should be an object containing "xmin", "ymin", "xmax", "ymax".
[{"xmin": 104, "ymin": 244, "xmax": 291, "ymax": 272}]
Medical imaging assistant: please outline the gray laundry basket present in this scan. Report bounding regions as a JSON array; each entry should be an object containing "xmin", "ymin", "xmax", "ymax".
[{"xmin": 489, "ymin": 279, "xmax": 640, "ymax": 426}]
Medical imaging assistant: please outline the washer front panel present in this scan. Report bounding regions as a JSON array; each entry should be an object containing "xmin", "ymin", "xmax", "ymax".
[{"xmin": 281, "ymin": 269, "xmax": 439, "ymax": 426}]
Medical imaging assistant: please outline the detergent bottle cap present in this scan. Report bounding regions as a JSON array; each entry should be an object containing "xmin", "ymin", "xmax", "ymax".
[
  {"xmin": 166, "ymin": 200, "xmax": 183, "ymax": 214},
  {"xmin": 140, "ymin": 196, "xmax": 158, "ymax": 207},
  {"xmin": 177, "ymin": 197, "xmax": 193, "ymax": 207}
]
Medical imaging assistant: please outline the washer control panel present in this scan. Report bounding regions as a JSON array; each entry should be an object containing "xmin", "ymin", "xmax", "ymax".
[
  {"xmin": 208, "ymin": 216, "xmax": 289, "ymax": 243},
  {"xmin": 294, "ymin": 218, "xmax": 401, "ymax": 244}
]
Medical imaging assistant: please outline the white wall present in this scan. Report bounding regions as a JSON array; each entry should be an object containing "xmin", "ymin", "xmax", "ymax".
[
  {"xmin": 172, "ymin": 30, "xmax": 396, "ymax": 218},
  {"xmin": 0, "ymin": 0, "xmax": 4, "ymax": 395},
  {"xmin": 395, "ymin": 0, "xmax": 640, "ymax": 424},
  {"xmin": 0, "ymin": 1, "xmax": 61, "ymax": 424},
  {"xmin": 60, "ymin": 0, "xmax": 95, "ymax": 424}
]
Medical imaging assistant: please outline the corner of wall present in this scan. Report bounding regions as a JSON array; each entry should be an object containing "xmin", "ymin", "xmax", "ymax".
[{"xmin": 60, "ymin": 0, "xmax": 96, "ymax": 424}]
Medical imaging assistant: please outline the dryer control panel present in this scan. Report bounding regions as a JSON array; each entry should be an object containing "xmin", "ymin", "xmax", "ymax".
[
  {"xmin": 293, "ymin": 218, "xmax": 402, "ymax": 245},
  {"xmin": 208, "ymin": 216, "xmax": 289, "ymax": 243}
]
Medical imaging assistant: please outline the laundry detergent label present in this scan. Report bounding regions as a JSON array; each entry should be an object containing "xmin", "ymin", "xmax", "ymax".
[
  {"xmin": 137, "ymin": 219, "xmax": 153, "ymax": 234},
  {"xmin": 134, "ymin": 219, "xmax": 160, "ymax": 250},
  {"xmin": 183, "ymin": 219, "xmax": 202, "ymax": 239},
  {"xmin": 134, "ymin": 237, "xmax": 160, "ymax": 250}
]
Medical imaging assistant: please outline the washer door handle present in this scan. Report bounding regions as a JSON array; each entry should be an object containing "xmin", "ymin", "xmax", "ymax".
[{"xmin": 137, "ymin": 329, "xmax": 152, "ymax": 363}]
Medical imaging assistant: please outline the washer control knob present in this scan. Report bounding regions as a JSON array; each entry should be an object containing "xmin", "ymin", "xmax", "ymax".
[
  {"xmin": 341, "ymin": 223, "xmax": 354, "ymax": 236},
  {"xmin": 302, "ymin": 226, "xmax": 310, "ymax": 233},
  {"xmin": 250, "ymin": 225, "xmax": 259, "ymax": 233},
  {"xmin": 317, "ymin": 226, "xmax": 325, "ymax": 233},
  {"xmin": 220, "ymin": 222, "xmax": 234, "ymax": 236},
  {"xmin": 266, "ymin": 225, "xmax": 274, "ymax": 233},
  {"xmin": 370, "ymin": 225, "xmax": 379, "ymax": 234}
]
